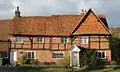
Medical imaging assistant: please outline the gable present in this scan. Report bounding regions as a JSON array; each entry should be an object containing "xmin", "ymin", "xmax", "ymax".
[{"xmin": 72, "ymin": 9, "xmax": 111, "ymax": 35}]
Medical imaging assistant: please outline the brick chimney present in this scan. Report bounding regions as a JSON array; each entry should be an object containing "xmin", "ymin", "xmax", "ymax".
[{"xmin": 15, "ymin": 6, "xmax": 20, "ymax": 18}]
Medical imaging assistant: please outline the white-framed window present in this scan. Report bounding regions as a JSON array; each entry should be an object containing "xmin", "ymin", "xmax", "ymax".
[
  {"xmin": 24, "ymin": 52, "xmax": 36, "ymax": 59},
  {"xmin": 96, "ymin": 51, "xmax": 106, "ymax": 59},
  {"xmin": 15, "ymin": 36, "xmax": 23, "ymax": 43},
  {"xmin": 52, "ymin": 51, "xmax": 64, "ymax": 59},
  {"xmin": 80, "ymin": 36, "xmax": 88, "ymax": 44},
  {"xmin": 61, "ymin": 37, "xmax": 67, "ymax": 44},
  {"xmin": 36, "ymin": 37, "xmax": 44, "ymax": 43}
]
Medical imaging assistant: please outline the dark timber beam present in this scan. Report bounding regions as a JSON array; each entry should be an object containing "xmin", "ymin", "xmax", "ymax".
[
  {"xmin": 49, "ymin": 37, "xmax": 52, "ymax": 50},
  {"xmin": 72, "ymin": 34, "xmax": 111, "ymax": 36},
  {"xmin": 64, "ymin": 44, "xmax": 66, "ymax": 50},
  {"xmin": 88, "ymin": 36, "xmax": 90, "ymax": 49},
  {"xmin": 71, "ymin": 38, "xmax": 73, "ymax": 46},
  {"xmin": 99, "ymin": 36, "xmax": 101, "ymax": 49},
  {"xmin": 58, "ymin": 44, "xmax": 59, "ymax": 50},
  {"xmin": 8, "ymin": 40, "xmax": 11, "ymax": 62},
  {"xmin": 51, "ymin": 37, "xmax": 52, "ymax": 50},
  {"xmin": 29, "ymin": 37, "xmax": 33, "ymax": 49}
]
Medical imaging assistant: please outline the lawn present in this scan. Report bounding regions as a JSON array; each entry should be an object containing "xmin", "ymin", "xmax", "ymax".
[
  {"xmin": 3, "ymin": 68, "xmax": 120, "ymax": 72},
  {"xmin": 89, "ymin": 68, "xmax": 120, "ymax": 72},
  {"xmin": 1, "ymin": 67, "xmax": 120, "ymax": 72},
  {"xmin": 13, "ymin": 68, "xmax": 120, "ymax": 72},
  {"xmin": 5, "ymin": 68, "xmax": 73, "ymax": 72},
  {"xmin": 1, "ymin": 64, "xmax": 120, "ymax": 72}
]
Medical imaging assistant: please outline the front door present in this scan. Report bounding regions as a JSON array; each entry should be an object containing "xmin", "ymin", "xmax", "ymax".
[
  {"xmin": 71, "ymin": 51, "xmax": 79, "ymax": 66},
  {"xmin": 10, "ymin": 51, "xmax": 17, "ymax": 64}
]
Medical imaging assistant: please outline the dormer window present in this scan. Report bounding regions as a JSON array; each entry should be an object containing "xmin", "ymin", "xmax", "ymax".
[
  {"xmin": 36, "ymin": 37, "xmax": 44, "ymax": 43},
  {"xmin": 61, "ymin": 37, "xmax": 67, "ymax": 44},
  {"xmin": 15, "ymin": 36, "xmax": 22, "ymax": 43},
  {"xmin": 80, "ymin": 36, "xmax": 88, "ymax": 44}
]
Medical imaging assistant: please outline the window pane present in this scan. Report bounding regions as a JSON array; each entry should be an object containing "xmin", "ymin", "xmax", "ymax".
[
  {"xmin": 60, "ymin": 53, "xmax": 63, "ymax": 58},
  {"xmin": 32, "ymin": 52, "xmax": 35, "ymax": 58},
  {"xmin": 16, "ymin": 37, "xmax": 21, "ymax": 42},
  {"xmin": 61, "ymin": 37, "xmax": 67, "ymax": 43},
  {"xmin": 61, "ymin": 37, "xmax": 64, "ymax": 43},
  {"xmin": 97, "ymin": 51, "xmax": 105, "ymax": 59},
  {"xmin": 39, "ymin": 37, "xmax": 42, "ymax": 42},
  {"xmin": 80, "ymin": 36, "xmax": 88, "ymax": 44},
  {"xmin": 52, "ymin": 52, "xmax": 64, "ymax": 58},
  {"xmin": 37, "ymin": 37, "xmax": 44, "ymax": 43},
  {"xmin": 27, "ymin": 52, "xmax": 31, "ymax": 58},
  {"xmin": 24, "ymin": 52, "xmax": 27, "ymax": 59},
  {"xmin": 52, "ymin": 53, "xmax": 56, "ymax": 58},
  {"xmin": 102, "ymin": 52, "xmax": 105, "ymax": 58},
  {"xmin": 98, "ymin": 52, "xmax": 101, "ymax": 58}
]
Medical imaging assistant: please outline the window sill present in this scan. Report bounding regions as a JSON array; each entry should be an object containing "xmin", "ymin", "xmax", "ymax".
[
  {"xmin": 97, "ymin": 58, "xmax": 106, "ymax": 59},
  {"xmin": 25, "ymin": 58, "xmax": 36, "ymax": 60},
  {"xmin": 34, "ymin": 42, "xmax": 44, "ymax": 44},
  {"xmin": 14, "ymin": 42, "xmax": 23, "ymax": 43},
  {"xmin": 61, "ymin": 43, "xmax": 67, "ymax": 44},
  {"xmin": 52, "ymin": 58, "xmax": 63, "ymax": 59},
  {"xmin": 80, "ymin": 43, "xmax": 88, "ymax": 44}
]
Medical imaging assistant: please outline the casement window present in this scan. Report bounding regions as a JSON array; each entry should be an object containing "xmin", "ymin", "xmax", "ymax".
[
  {"xmin": 36, "ymin": 37, "xmax": 44, "ymax": 43},
  {"xmin": 24, "ymin": 52, "xmax": 36, "ymax": 59},
  {"xmin": 96, "ymin": 51, "xmax": 106, "ymax": 59},
  {"xmin": 61, "ymin": 37, "xmax": 67, "ymax": 44},
  {"xmin": 80, "ymin": 36, "xmax": 88, "ymax": 44},
  {"xmin": 15, "ymin": 36, "xmax": 22, "ymax": 43},
  {"xmin": 52, "ymin": 52, "xmax": 64, "ymax": 59}
]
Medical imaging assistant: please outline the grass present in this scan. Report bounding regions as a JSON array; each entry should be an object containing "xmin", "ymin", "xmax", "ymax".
[
  {"xmin": 12, "ymin": 68, "xmax": 72, "ymax": 72},
  {"xmin": 2, "ymin": 64, "xmax": 120, "ymax": 72},
  {"xmin": 12, "ymin": 68, "xmax": 120, "ymax": 72},
  {"xmin": 89, "ymin": 68, "xmax": 120, "ymax": 72},
  {"xmin": 1, "ymin": 67, "xmax": 120, "ymax": 72}
]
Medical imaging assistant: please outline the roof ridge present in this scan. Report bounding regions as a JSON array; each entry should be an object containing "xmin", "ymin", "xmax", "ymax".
[{"xmin": 21, "ymin": 16, "xmax": 51, "ymax": 18}]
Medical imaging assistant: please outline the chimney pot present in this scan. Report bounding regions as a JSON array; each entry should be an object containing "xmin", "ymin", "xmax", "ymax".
[
  {"xmin": 82, "ymin": 9, "xmax": 84, "ymax": 13},
  {"xmin": 15, "ymin": 6, "xmax": 20, "ymax": 18},
  {"xmin": 85, "ymin": 10, "xmax": 87, "ymax": 13}
]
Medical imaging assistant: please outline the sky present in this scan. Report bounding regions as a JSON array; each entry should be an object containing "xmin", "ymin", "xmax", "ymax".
[{"xmin": 0, "ymin": 0, "xmax": 120, "ymax": 27}]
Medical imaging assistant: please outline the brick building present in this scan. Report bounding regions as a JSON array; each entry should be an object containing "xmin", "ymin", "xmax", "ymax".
[{"xmin": 0, "ymin": 7, "xmax": 111, "ymax": 66}]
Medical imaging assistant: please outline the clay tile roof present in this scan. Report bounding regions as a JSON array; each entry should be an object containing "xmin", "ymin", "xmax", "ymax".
[
  {"xmin": 0, "ymin": 20, "xmax": 13, "ymax": 40},
  {"xmin": 12, "ymin": 15, "xmax": 82, "ymax": 36},
  {"xmin": 13, "ymin": 16, "xmax": 51, "ymax": 35},
  {"xmin": 97, "ymin": 14, "xmax": 109, "ymax": 28},
  {"xmin": 98, "ymin": 14, "xmax": 105, "ymax": 18},
  {"xmin": 10, "ymin": 12, "xmax": 109, "ymax": 36}
]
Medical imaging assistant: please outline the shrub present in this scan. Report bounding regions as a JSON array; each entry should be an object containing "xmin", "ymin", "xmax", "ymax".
[
  {"xmin": 30, "ymin": 59, "xmax": 39, "ymax": 65},
  {"xmin": 17, "ymin": 55, "xmax": 26, "ymax": 65},
  {"xmin": 110, "ymin": 60, "xmax": 117, "ymax": 65},
  {"xmin": 40, "ymin": 68, "xmax": 72, "ymax": 72},
  {"xmin": 56, "ymin": 54, "xmax": 70, "ymax": 67},
  {"xmin": 80, "ymin": 49, "xmax": 97, "ymax": 67}
]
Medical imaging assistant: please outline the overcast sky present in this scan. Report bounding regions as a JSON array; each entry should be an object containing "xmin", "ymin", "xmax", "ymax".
[{"xmin": 0, "ymin": 0, "xmax": 119, "ymax": 27}]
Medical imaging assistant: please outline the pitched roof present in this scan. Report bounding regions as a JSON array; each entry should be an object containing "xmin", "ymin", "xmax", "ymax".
[
  {"xmin": 12, "ymin": 15, "xmax": 82, "ymax": 36},
  {"xmin": 71, "ymin": 9, "xmax": 111, "ymax": 35},
  {"xmin": 0, "ymin": 20, "xmax": 13, "ymax": 40},
  {"xmin": 1, "ymin": 9, "xmax": 110, "ymax": 36}
]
